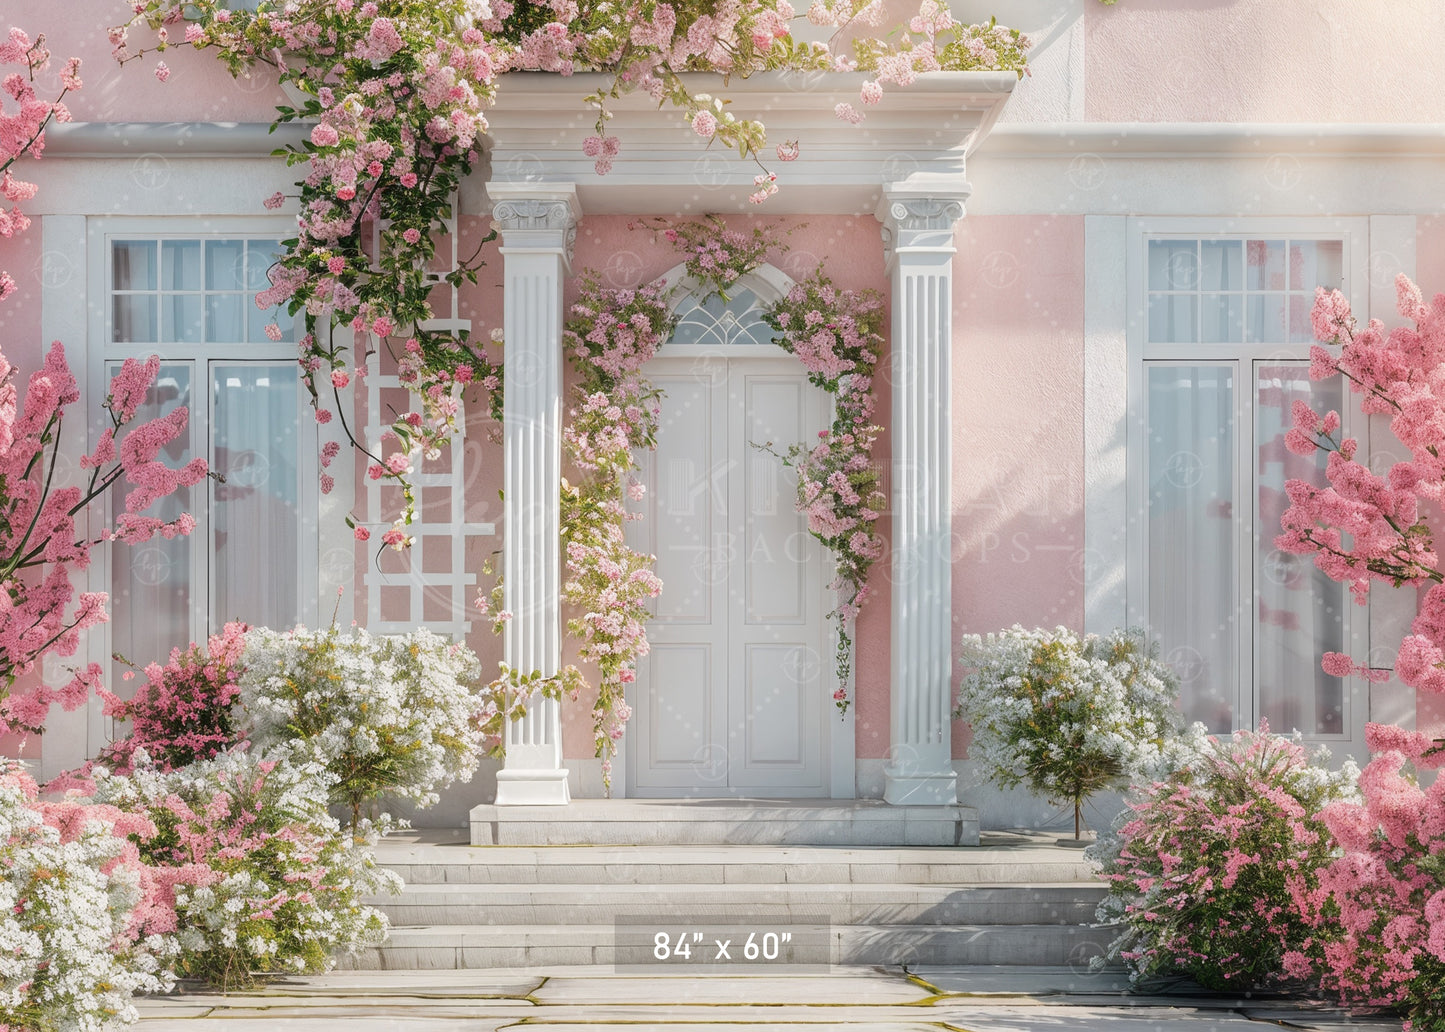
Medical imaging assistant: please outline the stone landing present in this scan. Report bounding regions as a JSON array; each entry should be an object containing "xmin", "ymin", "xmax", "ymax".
[{"xmin": 467, "ymin": 798, "xmax": 980, "ymax": 847}]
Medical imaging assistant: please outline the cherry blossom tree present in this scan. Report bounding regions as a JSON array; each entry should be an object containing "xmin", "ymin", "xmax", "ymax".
[{"xmin": 0, "ymin": 28, "xmax": 206, "ymax": 739}]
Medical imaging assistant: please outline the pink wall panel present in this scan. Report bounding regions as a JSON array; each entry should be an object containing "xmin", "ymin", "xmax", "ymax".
[
  {"xmin": 950, "ymin": 214, "xmax": 1086, "ymax": 757},
  {"xmin": 1087, "ymin": 0, "xmax": 1445, "ymax": 124},
  {"xmin": 35, "ymin": 1, "xmax": 286, "ymax": 124}
]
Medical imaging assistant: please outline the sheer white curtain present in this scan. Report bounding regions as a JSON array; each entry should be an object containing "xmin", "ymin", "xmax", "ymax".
[
  {"xmin": 211, "ymin": 363, "xmax": 301, "ymax": 630},
  {"xmin": 1255, "ymin": 364, "xmax": 1345, "ymax": 735},
  {"xmin": 109, "ymin": 364, "xmax": 194, "ymax": 687},
  {"xmin": 1147, "ymin": 365, "xmax": 1237, "ymax": 733}
]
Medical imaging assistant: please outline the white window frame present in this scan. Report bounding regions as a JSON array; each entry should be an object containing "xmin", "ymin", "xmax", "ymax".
[
  {"xmin": 85, "ymin": 216, "xmax": 325, "ymax": 746},
  {"xmin": 1125, "ymin": 216, "xmax": 1370, "ymax": 752}
]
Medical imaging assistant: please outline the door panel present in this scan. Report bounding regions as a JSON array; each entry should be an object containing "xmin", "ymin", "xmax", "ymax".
[{"xmin": 627, "ymin": 357, "xmax": 828, "ymax": 796}]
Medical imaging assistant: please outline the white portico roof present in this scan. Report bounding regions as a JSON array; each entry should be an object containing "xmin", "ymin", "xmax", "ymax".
[{"xmin": 475, "ymin": 70, "xmax": 1019, "ymax": 217}]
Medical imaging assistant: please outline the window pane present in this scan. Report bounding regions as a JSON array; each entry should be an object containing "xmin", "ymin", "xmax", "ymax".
[
  {"xmin": 112, "ymin": 240, "xmax": 156, "ymax": 291},
  {"xmin": 161, "ymin": 240, "xmax": 201, "ymax": 291},
  {"xmin": 1256, "ymin": 363, "xmax": 1346, "ymax": 735},
  {"xmin": 1201, "ymin": 293, "xmax": 1242, "ymax": 342},
  {"xmin": 211, "ymin": 363, "xmax": 303, "ymax": 630},
  {"xmin": 206, "ymin": 293, "xmax": 244, "ymax": 342},
  {"xmin": 1291, "ymin": 240, "xmax": 1344, "ymax": 291},
  {"xmin": 1246, "ymin": 240, "xmax": 1286, "ymax": 291},
  {"xmin": 1148, "ymin": 293, "xmax": 1197, "ymax": 343},
  {"xmin": 1201, "ymin": 240, "xmax": 1242, "ymax": 292},
  {"xmin": 108, "ymin": 362, "xmax": 193, "ymax": 695},
  {"xmin": 245, "ymin": 240, "xmax": 283, "ymax": 292},
  {"xmin": 205, "ymin": 239, "xmax": 246, "ymax": 290},
  {"xmin": 161, "ymin": 294, "xmax": 203, "ymax": 343},
  {"xmin": 1246, "ymin": 294, "xmax": 1287, "ymax": 343},
  {"xmin": 1148, "ymin": 364, "xmax": 1237, "ymax": 734},
  {"xmin": 1148, "ymin": 240, "xmax": 1197, "ymax": 291},
  {"xmin": 1288, "ymin": 295, "xmax": 1317, "ymax": 343},
  {"xmin": 112, "ymin": 294, "xmax": 156, "ymax": 343}
]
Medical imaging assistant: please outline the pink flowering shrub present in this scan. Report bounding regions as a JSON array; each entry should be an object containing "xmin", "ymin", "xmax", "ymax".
[
  {"xmin": 82, "ymin": 622, "xmax": 249, "ymax": 779},
  {"xmin": 1091, "ymin": 724, "xmax": 1357, "ymax": 992},
  {"xmin": 1297, "ymin": 723, "xmax": 1445, "ymax": 1030},
  {"xmin": 0, "ymin": 342, "xmax": 206, "ymax": 738},
  {"xmin": 83, "ymin": 750, "xmax": 397, "ymax": 991},
  {"xmin": 764, "ymin": 273, "xmax": 886, "ymax": 712}
]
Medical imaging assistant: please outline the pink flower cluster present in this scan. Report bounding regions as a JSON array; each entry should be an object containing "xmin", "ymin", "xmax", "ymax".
[
  {"xmin": 562, "ymin": 276, "xmax": 672, "ymax": 380},
  {"xmin": 553, "ymin": 272, "xmax": 670, "ymax": 791},
  {"xmin": 1278, "ymin": 276, "xmax": 1445, "ymax": 702},
  {"xmin": 1300, "ymin": 733, "xmax": 1445, "ymax": 1029},
  {"xmin": 0, "ymin": 27, "xmax": 80, "ymax": 303},
  {"xmin": 0, "ymin": 343, "xmax": 204, "ymax": 737}
]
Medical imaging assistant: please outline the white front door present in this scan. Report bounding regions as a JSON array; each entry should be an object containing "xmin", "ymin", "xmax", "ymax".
[{"xmin": 625, "ymin": 356, "xmax": 832, "ymax": 797}]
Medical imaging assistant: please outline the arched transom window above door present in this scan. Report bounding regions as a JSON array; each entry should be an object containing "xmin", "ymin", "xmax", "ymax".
[{"xmin": 657, "ymin": 263, "xmax": 795, "ymax": 352}]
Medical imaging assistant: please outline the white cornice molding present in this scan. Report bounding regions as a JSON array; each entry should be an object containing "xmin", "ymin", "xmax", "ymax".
[
  {"xmin": 981, "ymin": 122, "xmax": 1445, "ymax": 158},
  {"xmin": 45, "ymin": 121, "xmax": 307, "ymax": 155}
]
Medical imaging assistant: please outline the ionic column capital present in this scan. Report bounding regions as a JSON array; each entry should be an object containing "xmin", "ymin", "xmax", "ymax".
[
  {"xmin": 488, "ymin": 182, "xmax": 581, "ymax": 267},
  {"xmin": 876, "ymin": 183, "xmax": 969, "ymax": 268}
]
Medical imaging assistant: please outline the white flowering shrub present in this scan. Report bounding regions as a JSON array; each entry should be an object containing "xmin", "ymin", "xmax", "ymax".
[
  {"xmin": 85, "ymin": 750, "xmax": 398, "ymax": 990},
  {"xmin": 955, "ymin": 626, "xmax": 1206, "ymax": 837},
  {"xmin": 239, "ymin": 625, "xmax": 486, "ymax": 828},
  {"xmin": 0, "ymin": 762, "xmax": 170, "ymax": 1032}
]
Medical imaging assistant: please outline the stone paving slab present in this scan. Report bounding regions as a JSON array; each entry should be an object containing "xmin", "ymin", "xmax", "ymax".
[
  {"xmin": 529, "ymin": 970, "xmax": 930, "ymax": 1004},
  {"xmin": 130, "ymin": 964, "xmax": 1406, "ymax": 1031}
]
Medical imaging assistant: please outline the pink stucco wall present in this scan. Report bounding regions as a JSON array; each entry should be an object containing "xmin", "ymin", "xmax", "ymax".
[
  {"xmin": 1086, "ymin": 0, "xmax": 1445, "ymax": 123},
  {"xmin": 40, "ymin": 1, "xmax": 285, "ymax": 123},
  {"xmin": 950, "ymin": 215, "xmax": 1086, "ymax": 757}
]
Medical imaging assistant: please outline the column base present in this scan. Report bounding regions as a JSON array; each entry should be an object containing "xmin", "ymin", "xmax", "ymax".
[
  {"xmin": 494, "ymin": 768, "xmax": 572, "ymax": 806},
  {"xmin": 883, "ymin": 766, "xmax": 958, "ymax": 806}
]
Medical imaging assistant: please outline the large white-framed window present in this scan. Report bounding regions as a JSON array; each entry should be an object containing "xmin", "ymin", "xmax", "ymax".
[
  {"xmin": 87, "ymin": 218, "xmax": 321, "ymax": 713},
  {"xmin": 1126, "ymin": 218, "xmax": 1370, "ymax": 756}
]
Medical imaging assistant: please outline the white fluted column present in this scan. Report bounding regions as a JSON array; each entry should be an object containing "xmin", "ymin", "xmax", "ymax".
[
  {"xmin": 877, "ymin": 184, "xmax": 967, "ymax": 806},
  {"xmin": 491, "ymin": 183, "xmax": 580, "ymax": 805}
]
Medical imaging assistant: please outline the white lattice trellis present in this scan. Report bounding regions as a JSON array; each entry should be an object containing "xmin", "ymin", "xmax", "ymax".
[{"xmin": 363, "ymin": 209, "xmax": 494, "ymax": 636}]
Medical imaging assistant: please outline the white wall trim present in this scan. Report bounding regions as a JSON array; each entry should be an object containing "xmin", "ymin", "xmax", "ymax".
[
  {"xmin": 983, "ymin": 123, "xmax": 1445, "ymax": 157},
  {"xmin": 1082, "ymin": 215, "xmax": 1127, "ymax": 636}
]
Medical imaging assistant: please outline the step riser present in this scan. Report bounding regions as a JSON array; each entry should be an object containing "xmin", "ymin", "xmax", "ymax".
[
  {"xmin": 471, "ymin": 821, "xmax": 979, "ymax": 847},
  {"xmin": 377, "ymin": 901, "xmax": 1102, "ymax": 925},
  {"xmin": 382, "ymin": 862, "xmax": 1098, "ymax": 885},
  {"xmin": 341, "ymin": 928, "xmax": 1110, "ymax": 970}
]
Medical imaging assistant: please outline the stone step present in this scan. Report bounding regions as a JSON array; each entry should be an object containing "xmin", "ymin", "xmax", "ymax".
[
  {"xmin": 468, "ymin": 799, "xmax": 979, "ymax": 847},
  {"xmin": 368, "ymin": 881, "xmax": 1106, "ymax": 927},
  {"xmin": 375, "ymin": 843, "xmax": 1098, "ymax": 886},
  {"xmin": 342, "ymin": 922, "xmax": 1114, "ymax": 970}
]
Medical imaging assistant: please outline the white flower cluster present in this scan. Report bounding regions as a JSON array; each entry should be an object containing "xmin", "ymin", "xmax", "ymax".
[
  {"xmin": 0, "ymin": 768, "xmax": 170, "ymax": 1032},
  {"xmin": 239, "ymin": 626, "xmax": 486, "ymax": 817},
  {"xmin": 955, "ymin": 626, "xmax": 1209, "ymax": 808}
]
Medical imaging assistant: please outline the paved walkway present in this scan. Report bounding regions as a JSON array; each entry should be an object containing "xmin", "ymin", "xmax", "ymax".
[{"xmin": 133, "ymin": 965, "xmax": 1404, "ymax": 1030}]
